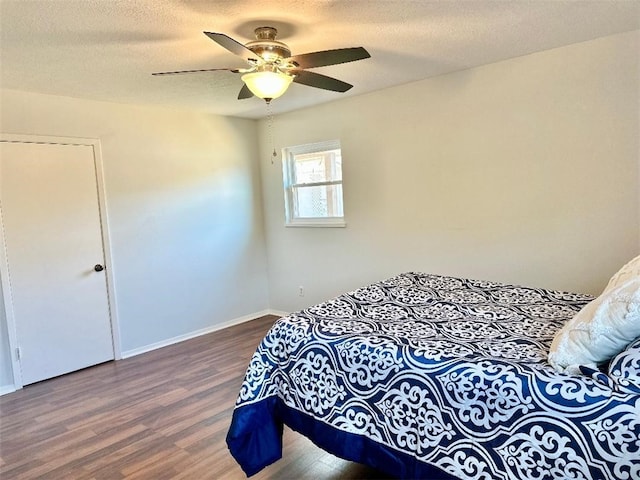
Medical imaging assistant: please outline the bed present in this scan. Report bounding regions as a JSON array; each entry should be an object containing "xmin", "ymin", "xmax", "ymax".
[{"xmin": 226, "ymin": 272, "xmax": 640, "ymax": 479}]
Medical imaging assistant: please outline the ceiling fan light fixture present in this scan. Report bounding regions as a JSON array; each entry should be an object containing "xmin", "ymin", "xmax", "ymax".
[{"xmin": 241, "ymin": 69, "xmax": 293, "ymax": 101}]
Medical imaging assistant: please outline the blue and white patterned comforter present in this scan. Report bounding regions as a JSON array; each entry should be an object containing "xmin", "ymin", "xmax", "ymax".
[{"xmin": 226, "ymin": 273, "xmax": 640, "ymax": 479}]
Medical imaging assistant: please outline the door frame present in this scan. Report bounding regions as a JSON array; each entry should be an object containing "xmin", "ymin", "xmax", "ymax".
[{"xmin": 0, "ymin": 133, "xmax": 121, "ymax": 390}]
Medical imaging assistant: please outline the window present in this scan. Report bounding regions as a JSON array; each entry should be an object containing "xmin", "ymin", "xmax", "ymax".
[{"xmin": 282, "ymin": 140, "xmax": 345, "ymax": 227}]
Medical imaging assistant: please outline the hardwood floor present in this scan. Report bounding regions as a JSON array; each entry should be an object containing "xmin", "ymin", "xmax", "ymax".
[{"xmin": 0, "ymin": 315, "xmax": 393, "ymax": 479}]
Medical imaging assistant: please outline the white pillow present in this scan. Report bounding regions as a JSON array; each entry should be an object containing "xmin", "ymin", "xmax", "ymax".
[
  {"xmin": 548, "ymin": 256, "xmax": 640, "ymax": 374},
  {"xmin": 605, "ymin": 254, "xmax": 640, "ymax": 291}
]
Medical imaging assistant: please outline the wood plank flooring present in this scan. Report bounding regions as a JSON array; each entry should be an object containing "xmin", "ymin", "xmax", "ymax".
[{"xmin": 0, "ymin": 315, "xmax": 393, "ymax": 479}]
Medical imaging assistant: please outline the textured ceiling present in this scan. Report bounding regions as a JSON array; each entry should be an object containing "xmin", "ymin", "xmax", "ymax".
[{"xmin": 1, "ymin": 0, "xmax": 639, "ymax": 119}]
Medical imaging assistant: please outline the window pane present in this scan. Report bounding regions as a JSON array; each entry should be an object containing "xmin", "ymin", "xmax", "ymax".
[
  {"xmin": 294, "ymin": 149, "xmax": 342, "ymax": 184},
  {"xmin": 293, "ymin": 184, "xmax": 343, "ymax": 218}
]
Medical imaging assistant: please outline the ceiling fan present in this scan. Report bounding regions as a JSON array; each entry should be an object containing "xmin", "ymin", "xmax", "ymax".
[{"xmin": 152, "ymin": 26, "xmax": 371, "ymax": 102}]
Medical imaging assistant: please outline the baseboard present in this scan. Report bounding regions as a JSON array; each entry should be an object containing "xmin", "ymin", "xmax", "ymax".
[
  {"xmin": 268, "ymin": 309, "xmax": 289, "ymax": 318},
  {"xmin": 0, "ymin": 384, "xmax": 17, "ymax": 396},
  {"xmin": 121, "ymin": 309, "xmax": 279, "ymax": 359}
]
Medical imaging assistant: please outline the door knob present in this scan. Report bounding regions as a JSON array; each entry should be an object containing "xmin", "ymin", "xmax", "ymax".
[{"xmin": 94, "ymin": 264, "xmax": 104, "ymax": 272}]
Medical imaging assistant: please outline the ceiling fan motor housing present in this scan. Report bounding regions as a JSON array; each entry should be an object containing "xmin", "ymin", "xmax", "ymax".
[{"xmin": 245, "ymin": 27, "xmax": 291, "ymax": 64}]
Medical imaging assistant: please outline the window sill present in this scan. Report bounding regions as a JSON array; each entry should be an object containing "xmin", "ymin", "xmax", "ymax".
[{"xmin": 285, "ymin": 219, "xmax": 346, "ymax": 228}]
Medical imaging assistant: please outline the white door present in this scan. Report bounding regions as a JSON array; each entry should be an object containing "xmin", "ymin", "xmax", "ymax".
[{"xmin": 0, "ymin": 141, "xmax": 114, "ymax": 385}]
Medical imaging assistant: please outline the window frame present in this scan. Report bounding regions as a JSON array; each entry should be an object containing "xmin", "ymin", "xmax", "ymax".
[{"xmin": 282, "ymin": 139, "xmax": 346, "ymax": 228}]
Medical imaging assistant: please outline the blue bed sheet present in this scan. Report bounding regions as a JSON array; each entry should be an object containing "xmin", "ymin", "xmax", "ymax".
[{"xmin": 226, "ymin": 273, "xmax": 640, "ymax": 479}]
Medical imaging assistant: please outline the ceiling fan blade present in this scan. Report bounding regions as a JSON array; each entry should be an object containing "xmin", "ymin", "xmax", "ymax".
[
  {"xmin": 204, "ymin": 32, "xmax": 261, "ymax": 62},
  {"xmin": 286, "ymin": 47, "xmax": 370, "ymax": 69},
  {"xmin": 238, "ymin": 84, "xmax": 254, "ymax": 100},
  {"xmin": 292, "ymin": 70, "xmax": 353, "ymax": 92},
  {"xmin": 152, "ymin": 68, "xmax": 240, "ymax": 76}
]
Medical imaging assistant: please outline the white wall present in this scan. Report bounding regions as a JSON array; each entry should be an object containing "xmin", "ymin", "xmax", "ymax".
[
  {"xmin": 260, "ymin": 31, "xmax": 640, "ymax": 313},
  {"xmin": 0, "ymin": 90, "xmax": 269, "ymax": 388}
]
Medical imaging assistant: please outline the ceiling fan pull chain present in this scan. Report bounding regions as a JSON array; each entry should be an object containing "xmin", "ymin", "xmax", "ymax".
[{"xmin": 267, "ymin": 101, "xmax": 277, "ymax": 165}]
